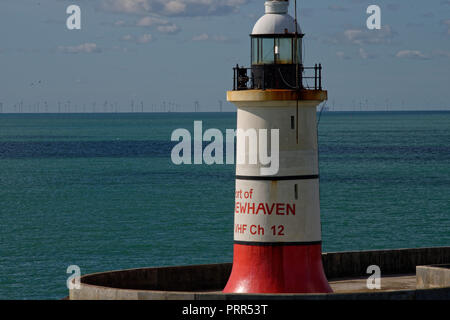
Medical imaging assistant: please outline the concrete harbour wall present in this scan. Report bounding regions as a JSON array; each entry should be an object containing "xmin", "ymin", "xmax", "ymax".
[{"xmin": 70, "ymin": 246, "xmax": 450, "ymax": 300}]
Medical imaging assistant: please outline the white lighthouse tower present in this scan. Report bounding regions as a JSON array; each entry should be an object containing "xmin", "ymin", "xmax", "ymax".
[{"xmin": 224, "ymin": 0, "xmax": 332, "ymax": 293}]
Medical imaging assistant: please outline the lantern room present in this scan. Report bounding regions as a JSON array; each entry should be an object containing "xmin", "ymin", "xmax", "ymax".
[
  {"xmin": 232, "ymin": 0, "xmax": 323, "ymax": 92},
  {"xmin": 251, "ymin": 0, "xmax": 303, "ymax": 89}
]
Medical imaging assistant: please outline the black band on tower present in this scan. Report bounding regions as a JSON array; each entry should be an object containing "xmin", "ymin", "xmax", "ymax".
[
  {"xmin": 234, "ymin": 240, "xmax": 322, "ymax": 246},
  {"xmin": 236, "ymin": 174, "xmax": 319, "ymax": 181}
]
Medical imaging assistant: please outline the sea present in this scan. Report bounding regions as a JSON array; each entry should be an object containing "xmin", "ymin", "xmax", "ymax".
[{"xmin": 0, "ymin": 111, "xmax": 449, "ymax": 299}]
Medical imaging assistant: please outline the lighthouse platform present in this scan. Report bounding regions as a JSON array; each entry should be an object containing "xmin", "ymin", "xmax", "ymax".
[{"xmin": 68, "ymin": 247, "xmax": 450, "ymax": 300}]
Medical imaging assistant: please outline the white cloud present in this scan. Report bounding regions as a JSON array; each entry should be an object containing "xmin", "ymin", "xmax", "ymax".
[
  {"xmin": 137, "ymin": 34, "xmax": 153, "ymax": 43},
  {"xmin": 100, "ymin": 0, "xmax": 151, "ymax": 14},
  {"xmin": 135, "ymin": 16, "xmax": 180, "ymax": 34},
  {"xmin": 396, "ymin": 50, "xmax": 429, "ymax": 60},
  {"xmin": 100, "ymin": 0, "xmax": 248, "ymax": 17},
  {"xmin": 115, "ymin": 20, "xmax": 126, "ymax": 26},
  {"xmin": 192, "ymin": 33, "xmax": 209, "ymax": 41},
  {"xmin": 121, "ymin": 34, "xmax": 133, "ymax": 41},
  {"xmin": 164, "ymin": 1, "xmax": 187, "ymax": 15},
  {"xmin": 136, "ymin": 16, "xmax": 169, "ymax": 27},
  {"xmin": 121, "ymin": 34, "xmax": 153, "ymax": 44},
  {"xmin": 211, "ymin": 35, "xmax": 230, "ymax": 42},
  {"xmin": 58, "ymin": 43, "xmax": 101, "ymax": 54},
  {"xmin": 359, "ymin": 47, "xmax": 378, "ymax": 59},
  {"xmin": 359, "ymin": 47, "xmax": 368, "ymax": 59},
  {"xmin": 192, "ymin": 33, "xmax": 231, "ymax": 42},
  {"xmin": 157, "ymin": 24, "xmax": 180, "ymax": 34},
  {"xmin": 343, "ymin": 25, "xmax": 396, "ymax": 45}
]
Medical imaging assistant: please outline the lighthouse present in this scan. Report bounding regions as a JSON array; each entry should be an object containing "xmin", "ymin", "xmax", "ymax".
[{"xmin": 223, "ymin": 0, "xmax": 332, "ymax": 293}]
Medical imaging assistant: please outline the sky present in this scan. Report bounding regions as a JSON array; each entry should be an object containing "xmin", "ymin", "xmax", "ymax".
[{"xmin": 0, "ymin": 0, "xmax": 449, "ymax": 112}]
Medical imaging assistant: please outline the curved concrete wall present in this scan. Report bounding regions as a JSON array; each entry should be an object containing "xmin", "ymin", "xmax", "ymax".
[{"xmin": 70, "ymin": 246, "xmax": 450, "ymax": 300}]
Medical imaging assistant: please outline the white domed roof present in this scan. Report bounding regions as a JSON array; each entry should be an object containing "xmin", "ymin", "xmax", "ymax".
[{"xmin": 252, "ymin": 13, "xmax": 300, "ymax": 35}]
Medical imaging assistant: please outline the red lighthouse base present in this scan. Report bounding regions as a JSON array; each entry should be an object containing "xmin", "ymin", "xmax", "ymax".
[{"xmin": 223, "ymin": 243, "xmax": 332, "ymax": 294}]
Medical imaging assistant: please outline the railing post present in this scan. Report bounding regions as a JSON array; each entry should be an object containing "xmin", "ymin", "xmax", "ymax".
[
  {"xmin": 319, "ymin": 63, "xmax": 322, "ymax": 90},
  {"xmin": 263, "ymin": 65, "xmax": 265, "ymax": 90},
  {"xmin": 299, "ymin": 63, "xmax": 303, "ymax": 89},
  {"xmin": 314, "ymin": 64, "xmax": 317, "ymax": 90},
  {"xmin": 234, "ymin": 64, "xmax": 238, "ymax": 91}
]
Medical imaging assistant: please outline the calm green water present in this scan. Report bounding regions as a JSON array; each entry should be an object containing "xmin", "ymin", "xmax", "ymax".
[{"xmin": 0, "ymin": 112, "xmax": 449, "ymax": 299}]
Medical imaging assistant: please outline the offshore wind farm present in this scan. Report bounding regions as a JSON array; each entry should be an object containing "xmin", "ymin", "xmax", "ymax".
[{"xmin": 0, "ymin": 99, "xmax": 449, "ymax": 113}]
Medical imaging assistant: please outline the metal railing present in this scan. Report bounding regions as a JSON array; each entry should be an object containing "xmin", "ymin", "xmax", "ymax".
[
  {"xmin": 232, "ymin": 64, "xmax": 323, "ymax": 91},
  {"xmin": 303, "ymin": 64, "xmax": 322, "ymax": 90},
  {"xmin": 233, "ymin": 66, "xmax": 253, "ymax": 91}
]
